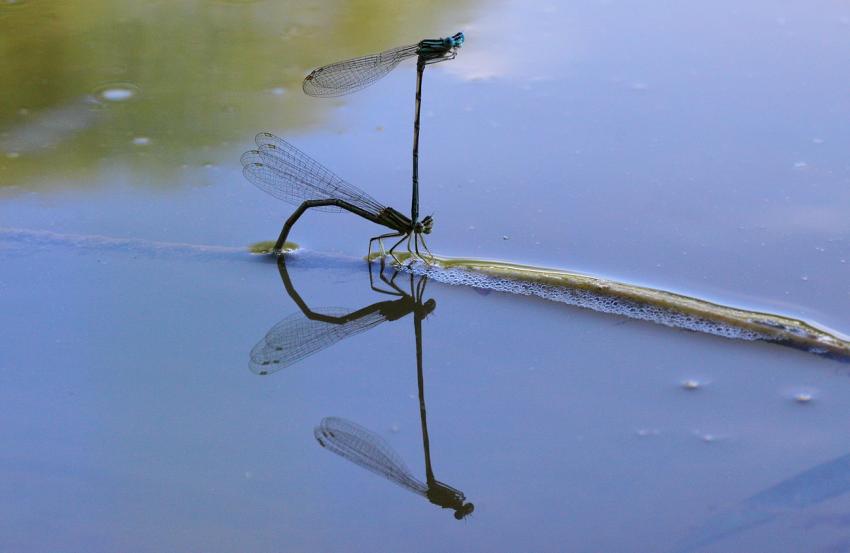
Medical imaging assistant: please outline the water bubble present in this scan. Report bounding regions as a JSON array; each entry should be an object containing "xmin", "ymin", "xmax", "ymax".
[
  {"xmin": 812, "ymin": 137, "xmax": 825, "ymax": 144},
  {"xmin": 5, "ymin": 152, "xmax": 20, "ymax": 159},
  {"xmin": 681, "ymin": 379, "xmax": 702, "ymax": 391},
  {"xmin": 801, "ymin": 275, "xmax": 809, "ymax": 281},
  {"xmin": 17, "ymin": 107, "xmax": 29, "ymax": 116},
  {"xmin": 636, "ymin": 428, "xmax": 660, "ymax": 437},
  {"xmin": 793, "ymin": 161, "xmax": 808, "ymax": 169},
  {"xmin": 132, "ymin": 136, "xmax": 150, "ymax": 146},
  {"xmin": 270, "ymin": 87, "xmax": 286, "ymax": 96},
  {"xmin": 789, "ymin": 387, "xmax": 817, "ymax": 404},
  {"xmin": 101, "ymin": 89, "xmax": 134, "ymax": 101},
  {"xmin": 794, "ymin": 393, "xmax": 814, "ymax": 404},
  {"xmin": 93, "ymin": 82, "xmax": 139, "ymax": 102},
  {"xmin": 502, "ymin": 235, "xmax": 510, "ymax": 240}
]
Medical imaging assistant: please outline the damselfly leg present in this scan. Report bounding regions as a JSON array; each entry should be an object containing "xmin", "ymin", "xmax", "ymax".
[
  {"xmin": 387, "ymin": 233, "xmax": 410, "ymax": 265},
  {"xmin": 418, "ymin": 234, "xmax": 435, "ymax": 263},
  {"xmin": 368, "ymin": 231, "xmax": 404, "ymax": 262}
]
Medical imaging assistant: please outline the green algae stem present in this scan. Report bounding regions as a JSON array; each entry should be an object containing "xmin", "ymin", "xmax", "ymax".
[
  {"xmin": 410, "ymin": 255, "xmax": 850, "ymax": 361},
  {"xmin": 249, "ymin": 240, "xmax": 298, "ymax": 255}
]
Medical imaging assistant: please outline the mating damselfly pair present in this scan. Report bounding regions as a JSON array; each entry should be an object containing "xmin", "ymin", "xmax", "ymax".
[{"xmin": 242, "ymin": 32, "xmax": 464, "ymax": 263}]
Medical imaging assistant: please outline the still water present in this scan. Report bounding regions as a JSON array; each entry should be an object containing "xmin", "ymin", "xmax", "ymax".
[{"xmin": 2, "ymin": 1, "xmax": 850, "ymax": 551}]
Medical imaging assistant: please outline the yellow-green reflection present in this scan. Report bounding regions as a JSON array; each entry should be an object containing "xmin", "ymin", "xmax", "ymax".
[{"xmin": 0, "ymin": 0, "xmax": 475, "ymax": 190}]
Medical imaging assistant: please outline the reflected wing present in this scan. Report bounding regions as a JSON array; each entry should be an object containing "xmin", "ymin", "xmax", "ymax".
[
  {"xmin": 315, "ymin": 417, "xmax": 428, "ymax": 496},
  {"xmin": 302, "ymin": 43, "xmax": 419, "ymax": 97},
  {"xmin": 249, "ymin": 308, "xmax": 387, "ymax": 375},
  {"xmin": 241, "ymin": 133, "xmax": 387, "ymax": 216}
]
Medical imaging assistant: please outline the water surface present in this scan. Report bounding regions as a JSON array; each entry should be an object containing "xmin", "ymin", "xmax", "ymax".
[{"xmin": 2, "ymin": 1, "xmax": 850, "ymax": 552}]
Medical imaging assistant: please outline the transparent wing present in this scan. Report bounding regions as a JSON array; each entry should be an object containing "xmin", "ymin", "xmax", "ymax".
[
  {"xmin": 249, "ymin": 308, "xmax": 387, "ymax": 375},
  {"xmin": 315, "ymin": 417, "xmax": 428, "ymax": 496},
  {"xmin": 241, "ymin": 132, "xmax": 387, "ymax": 216},
  {"xmin": 302, "ymin": 43, "xmax": 419, "ymax": 97}
]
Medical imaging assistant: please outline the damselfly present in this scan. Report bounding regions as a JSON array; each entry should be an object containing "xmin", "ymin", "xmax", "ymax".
[
  {"xmin": 302, "ymin": 32, "xmax": 464, "ymax": 262},
  {"xmin": 241, "ymin": 132, "xmax": 433, "ymax": 264}
]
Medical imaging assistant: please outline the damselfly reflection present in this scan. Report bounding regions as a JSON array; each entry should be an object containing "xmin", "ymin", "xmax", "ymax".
[
  {"xmin": 249, "ymin": 258, "xmax": 474, "ymax": 518},
  {"xmin": 313, "ymin": 261, "xmax": 474, "ymax": 519},
  {"xmin": 249, "ymin": 258, "xmax": 433, "ymax": 375},
  {"xmin": 315, "ymin": 417, "xmax": 474, "ymax": 520}
]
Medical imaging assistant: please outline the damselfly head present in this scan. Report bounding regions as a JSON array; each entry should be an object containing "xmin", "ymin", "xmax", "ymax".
[{"xmin": 420, "ymin": 215, "xmax": 434, "ymax": 234}]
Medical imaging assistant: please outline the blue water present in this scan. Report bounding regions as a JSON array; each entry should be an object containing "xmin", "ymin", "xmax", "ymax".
[{"xmin": 2, "ymin": 1, "xmax": 850, "ymax": 551}]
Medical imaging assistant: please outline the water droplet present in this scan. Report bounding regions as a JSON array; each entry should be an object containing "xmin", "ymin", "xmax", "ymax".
[
  {"xmin": 270, "ymin": 87, "xmax": 286, "ymax": 96},
  {"xmin": 5, "ymin": 152, "xmax": 20, "ymax": 159},
  {"xmin": 132, "ymin": 136, "xmax": 150, "ymax": 146},
  {"xmin": 389, "ymin": 424, "xmax": 400, "ymax": 433},
  {"xmin": 17, "ymin": 107, "xmax": 29, "ymax": 116},
  {"xmin": 793, "ymin": 161, "xmax": 808, "ymax": 169},
  {"xmin": 801, "ymin": 275, "xmax": 809, "ymax": 281}
]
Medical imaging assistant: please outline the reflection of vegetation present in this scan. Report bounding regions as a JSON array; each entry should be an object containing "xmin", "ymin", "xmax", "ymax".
[{"xmin": 0, "ymin": 0, "xmax": 474, "ymax": 189}]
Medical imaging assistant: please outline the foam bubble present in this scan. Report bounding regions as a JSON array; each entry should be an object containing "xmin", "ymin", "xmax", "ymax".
[{"xmin": 404, "ymin": 262, "xmax": 767, "ymax": 342}]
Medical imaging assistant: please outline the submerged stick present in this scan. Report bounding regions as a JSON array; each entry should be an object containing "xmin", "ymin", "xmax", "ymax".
[{"xmin": 397, "ymin": 255, "xmax": 850, "ymax": 361}]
